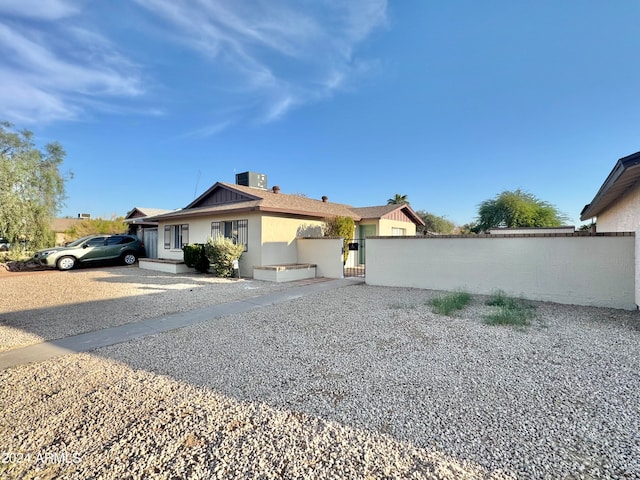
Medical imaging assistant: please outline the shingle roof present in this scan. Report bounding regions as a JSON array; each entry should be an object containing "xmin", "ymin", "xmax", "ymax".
[{"xmin": 151, "ymin": 182, "xmax": 424, "ymax": 226}]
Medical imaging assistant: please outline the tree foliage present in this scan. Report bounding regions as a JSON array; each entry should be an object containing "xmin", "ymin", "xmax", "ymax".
[
  {"xmin": 387, "ymin": 193, "xmax": 409, "ymax": 205},
  {"xmin": 475, "ymin": 189, "xmax": 568, "ymax": 232},
  {"xmin": 415, "ymin": 210, "xmax": 455, "ymax": 235},
  {"xmin": 65, "ymin": 217, "xmax": 127, "ymax": 239},
  {"xmin": 324, "ymin": 215, "xmax": 355, "ymax": 265},
  {"xmin": 0, "ymin": 121, "xmax": 71, "ymax": 250}
]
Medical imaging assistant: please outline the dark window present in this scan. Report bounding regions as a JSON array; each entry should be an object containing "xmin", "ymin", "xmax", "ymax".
[
  {"xmin": 86, "ymin": 237, "xmax": 106, "ymax": 247},
  {"xmin": 211, "ymin": 219, "xmax": 248, "ymax": 251},
  {"xmin": 164, "ymin": 225, "xmax": 188, "ymax": 249},
  {"xmin": 106, "ymin": 236, "xmax": 123, "ymax": 245}
]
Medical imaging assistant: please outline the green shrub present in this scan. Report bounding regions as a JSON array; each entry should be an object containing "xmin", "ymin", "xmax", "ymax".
[
  {"xmin": 430, "ymin": 291, "xmax": 471, "ymax": 316},
  {"xmin": 324, "ymin": 216, "xmax": 355, "ymax": 265},
  {"xmin": 183, "ymin": 244, "xmax": 209, "ymax": 273},
  {"xmin": 484, "ymin": 291, "xmax": 534, "ymax": 326},
  {"xmin": 183, "ymin": 244, "xmax": 202, "ymax": 268},
  {"xmin": 205, "ymin": 237, "xmax": 244, "ymax": 277}
]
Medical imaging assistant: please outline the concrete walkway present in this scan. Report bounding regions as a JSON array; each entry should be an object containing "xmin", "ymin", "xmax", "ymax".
[{"xmin": 0, "ymin": 277, "xmax": 364, "ymax": 370}]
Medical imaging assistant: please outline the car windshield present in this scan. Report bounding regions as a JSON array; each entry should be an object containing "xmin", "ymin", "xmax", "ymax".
[{"xmin": 66, "ymin": 236, "xmax": 95, "ymax": 247}]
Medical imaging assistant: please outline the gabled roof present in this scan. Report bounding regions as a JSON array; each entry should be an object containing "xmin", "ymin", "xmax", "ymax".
[
  {"xmin": 351, "ymin": 204, "xmax": 425, "ymax": 226},
  {"xmin": 150, "ymin": 182, "xmax": 425, "ymax": 226},
  {"xmin": 156, "ymin": 182, "xmax": 362, "ymax": 221},
  {"xmin": 125, "ymin": 207, "xmax": 173, "ymax": 220},
  {"xmin": 581, "ymin": 151, "xmax": 640, "ymax": 221},
  {"xmin": 124, "ymin": 207, "xmax": 175, "ymax": 224}
]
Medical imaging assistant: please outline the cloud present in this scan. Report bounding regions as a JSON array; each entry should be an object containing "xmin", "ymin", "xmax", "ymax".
[
  {"xmin": 0, "ymin": 3, "xmax": 145, "ymax": 125},
  {"xmin": 0, "ymin": 0, "xmax": 80, "ymax": 20},
  {"xmin": 134, "ymin": 0, "xmax": 388, "ymax": 132}
]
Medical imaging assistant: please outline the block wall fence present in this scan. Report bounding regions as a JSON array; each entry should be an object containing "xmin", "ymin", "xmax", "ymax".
[{"xmin": 365, "ymin": 232, "xmax": 637, "ymax": 310}]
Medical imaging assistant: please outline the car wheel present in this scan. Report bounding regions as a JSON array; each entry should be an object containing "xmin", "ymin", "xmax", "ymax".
[
  {"xmin": 57, "ymin": 256, "xmax": 76, "ymax": 271},
  {"xmin": 122, "ymin": 252, "xmax": 137, "ymax": 265}
]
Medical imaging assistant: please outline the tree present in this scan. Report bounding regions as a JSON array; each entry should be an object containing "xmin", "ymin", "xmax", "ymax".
[
  {"xmin": 65, "ymin": 217, "xmax": 127, "ymax": 239},
  {"xmin": 415, "ymin": 210, "xmax": 455, "ymax": 235},
  {"xmin": 475, "ymin": 189, "xmax": 568, "ymax": 233},
  {"xmin": 324, "ymin": 215, "xmax": 355, "ymax": 265},
  {"xmin": 387, "ymin": 193, "xmax": 409, "ymax": 205},
  {"xmin": 0, "ymin": 121, "xmax": 71, "ymax": 250}
]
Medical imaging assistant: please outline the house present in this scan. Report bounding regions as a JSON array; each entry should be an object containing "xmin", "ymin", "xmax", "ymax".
[
  {"xmin": 145, "ymin": 172, "xmax": 424, "ymax": 276},
  {"xmin": 581, "ymin": 151, "xmax": 640, "ymax": 232},
  {"xmin": 123, "ymin": 207, "xmax": 174, "ymax": 259},
  {"xmin": 51, "ymin": 216, "xmax": 86, "ymax": 245}
]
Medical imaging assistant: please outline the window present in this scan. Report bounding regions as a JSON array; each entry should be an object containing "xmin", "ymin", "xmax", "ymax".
[
  {"xmin": 164, "ymin": 224, "xmax": 189, "ymax": 249},
  {"xmin": 391, "ymin": 227, "xmax": 406, "ymax": 236},
  {"xmin": 85, "ymin": 236, "xmax": 107, "ymax": 247},
  {"xmin": 211, "ymin": 219, "xmax": 248, "ymax": 251}
]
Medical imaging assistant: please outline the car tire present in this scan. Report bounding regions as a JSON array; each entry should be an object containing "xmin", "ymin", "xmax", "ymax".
[
  {"xmin": 122, "ymin": 252, "xmax": 137, "ymax": 265},
  {"xmin": 57, "ymin": 256, "xmax": 76, "ymax": 271}
]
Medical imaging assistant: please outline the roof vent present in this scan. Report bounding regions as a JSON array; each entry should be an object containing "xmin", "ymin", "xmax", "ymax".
[
  {"xmin": 236, "ymin": 171, "xmax": 267, "ymax": 190},
  {"xmin": 322, "ymin": 196, "xmax": 328, "ymax": 202},
  {"xmin": 272, "ymin": 186, "xmax": 281, "ymax": 194}
]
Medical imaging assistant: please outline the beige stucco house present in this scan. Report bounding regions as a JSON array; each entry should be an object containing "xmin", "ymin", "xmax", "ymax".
[
  {"xmin": 581, "ymin": 151, "xmax": 640, "ymax": 232},
  {"xmin": 146, "ymin": 175, "xmax": 424, "ymax": 276}
]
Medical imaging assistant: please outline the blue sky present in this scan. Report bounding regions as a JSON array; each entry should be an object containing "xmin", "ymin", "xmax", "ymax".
[{"xmin": 2, "ymin": 1, "xmax": 639, "ymax": 227}]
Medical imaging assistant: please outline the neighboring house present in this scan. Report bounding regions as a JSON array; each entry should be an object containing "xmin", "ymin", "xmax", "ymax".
[
  {"xmin": 147, "ymin": 173, "xmax": 424, "ymax": 275},
  {"xmin": 124, "ymin": 207, "xmax": 174, "ymax": 259},
  {"xmin": 581, "ymin": 151, "xmax": 640, "ymax": 232},
  {"xmin": 51, "ymin": 217, "xmax": 83, "ymax": 246}
]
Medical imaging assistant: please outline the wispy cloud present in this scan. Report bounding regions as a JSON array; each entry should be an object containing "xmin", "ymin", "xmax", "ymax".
[
  {"xmin": 0, "ymin": 1, "xmax": 145, "ymax": 124},
  {"xmin": 134, "ymin": 0, "xmax": 388, "ymax": 132},
  {"xmin": 0, "ymin": 0, "xmax": 387, "ymax": 130}
]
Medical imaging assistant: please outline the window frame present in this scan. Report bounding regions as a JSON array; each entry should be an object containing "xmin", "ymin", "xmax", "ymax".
[
  {"xmin": 211, "ymin": 219, "xmax": 248, "ymax": 252},
  {"xmin": 164, "ymin": 224, "xmax": 189, "ymax": 249}
]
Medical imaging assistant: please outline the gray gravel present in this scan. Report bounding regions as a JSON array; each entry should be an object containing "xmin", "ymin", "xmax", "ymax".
[
  {"xmin": 1, "ymin": 283, "xmax": 639, "ymax": 479},
  {"xmin": 0, "ymin": 266, "xmax": 293, "ymax": 352}
]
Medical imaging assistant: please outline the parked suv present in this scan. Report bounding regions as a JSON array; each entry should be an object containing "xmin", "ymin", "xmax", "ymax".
[{"xmin": 33, "ymin": 234, "xmax": 146, "ymax": 270}]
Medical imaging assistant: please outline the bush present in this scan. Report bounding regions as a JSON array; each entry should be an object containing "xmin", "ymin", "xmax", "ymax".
[
  {"xmin": 183, "ymin": 243, "xmax": 209, "ymax": 273},
  {"xmin": 205, "ymin": 237, "xmax": 244, "ymax": 277},
  {"xmin": 484, "ymin": 290, "xmax": 534, "ymax": 326},
  {"xmin": 429, "ymin": 291, "xmax": 471, "ymax": 316},
  {"xmin": 324, "ymin": 216, "xmax": 355, "ymax": 265}
]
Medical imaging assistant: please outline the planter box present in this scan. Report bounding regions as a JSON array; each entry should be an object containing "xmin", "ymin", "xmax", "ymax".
[
  {"xmin": 253, "ymin": 264, "xmax": 316, "ymax": 282},
  {"xmin": 139, "ymin": 259, "xmax": 195, "ymax": 274}
]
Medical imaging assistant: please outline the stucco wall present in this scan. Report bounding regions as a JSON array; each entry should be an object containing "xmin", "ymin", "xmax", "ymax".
[
  {"xmin": 366, "ymin": 234, "xmax": 636, "ymax": 310},
  {"xmin": 297, "ymin": 237, "xmax": 343, "ymax": 278},
  {"xmin": 378, "ymin": 218, "xmax": 417, "ymax": 236},
  {"xmin": 261, "ymin": 215, "xmax": 324, "ymax": 266},
  {"xmin": 597, "ymin": 184, "xmax": 640, "ymax": 232}
]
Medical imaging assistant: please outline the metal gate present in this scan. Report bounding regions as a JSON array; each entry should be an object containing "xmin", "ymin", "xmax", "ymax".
[
  {"xmin": 344, "ymin": 238, "xmax": 366, "ymax": 277},
  {"xmin": 143, "ymin": 228, "xmax": 158, "ymax": 259}
]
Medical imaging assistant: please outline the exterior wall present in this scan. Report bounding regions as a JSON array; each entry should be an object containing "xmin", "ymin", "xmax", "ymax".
[
  {"xmin": 261, "ymin": 215, "xmax": 324, "ymax": 266},
  {"xmin": 366, "ymin": 234, "xmax": 636, "ymax": 310},
  {"xmin": 157, "ymin": 214, "xmax": 262, "ymax": 277},
  {"xmin": 378, "ymin": 218, "xmax": 417, "ymax": 236},
  {"xmin": 297, "ymin": 237, "xmax": 344, "ymax": 278},
  {"xmin": 597, "ymin": 184, "xmax": 640, "ymax": 232}
]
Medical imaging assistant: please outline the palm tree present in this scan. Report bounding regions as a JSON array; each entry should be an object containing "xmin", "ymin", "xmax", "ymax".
[{"xmin": 387, "ymin": 193, "xmax": 409, "ymax": 205}]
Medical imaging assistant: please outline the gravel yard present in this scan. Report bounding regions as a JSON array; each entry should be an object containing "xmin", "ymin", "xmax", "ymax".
[
  {"xmin": 0, "ymin": 266, "xmax": 293, "ymax": 352},
  {"xmin": 1, "ymin": 275, "xmax": 639, "ymax": 479}
]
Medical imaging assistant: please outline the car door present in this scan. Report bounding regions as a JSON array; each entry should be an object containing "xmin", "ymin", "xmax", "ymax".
[
  {"xmin": 79, "ymin": 236, "xmax": 108, "ymax": 262},
  {"xmin": 103, "ymin": 236, "xmax": 127, "ymax": 260}
]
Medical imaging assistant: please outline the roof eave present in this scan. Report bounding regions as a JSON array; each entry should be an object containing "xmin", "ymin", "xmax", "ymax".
[{"xmin": 580, "ymin": 151, "xmax": 640, "ymax": 221}]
